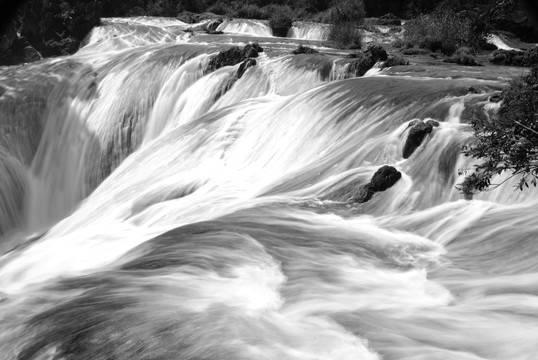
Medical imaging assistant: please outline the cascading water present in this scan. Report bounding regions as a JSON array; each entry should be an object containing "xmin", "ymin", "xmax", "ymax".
[
  {"xmin": 287, "ymin": 22, "xmax": 331, "ymax": 41},
  {"xmin": 1, "ymin": 16, "xmax": 537, "ymax": 360},
  {"xmin": 216, "ymin": 19, "xmax": 274, "ymax": 37}
]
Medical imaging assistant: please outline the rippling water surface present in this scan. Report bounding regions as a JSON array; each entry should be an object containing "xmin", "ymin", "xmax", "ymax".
[{"xmin": 0, "ymin": 16, "xmax": 537, "ymax": 360}]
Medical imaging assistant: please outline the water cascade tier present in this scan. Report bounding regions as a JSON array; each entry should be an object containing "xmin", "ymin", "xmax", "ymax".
[{"xmin": 0, "ymin": 16, "xmax": 537, "ymax": 360}]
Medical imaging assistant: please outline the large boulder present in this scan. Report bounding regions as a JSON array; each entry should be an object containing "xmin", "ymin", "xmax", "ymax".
[
  {"xmin": 207, "ymin": 43, "xmax": 263, "ymax": 77},
  {"xmin": 369, "ymin": 165, "xmax": 402, "ymax": 192},
  {"xmin": 351, "ymin": 165, "xmax": 402, "ymax": 203},
  {"xmin": 403, "ymin": 120, "xmax": 433, "ymax": 159},
  {"xmin": 347, "ymin": 44, "xmax": 388, "ymax": 76}
]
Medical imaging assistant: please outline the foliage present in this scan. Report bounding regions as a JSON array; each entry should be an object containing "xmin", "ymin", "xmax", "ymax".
[
  {"xmin": 444, "ymin": 46, "xmax": 480, "ymax": 66},
  {"xmin": 267, "ymin": 5, "xmax": 294, "ymax": 37},
  {"xmin": 403, "ymin": 3, "xmax": 485, "ymax": 55},
  {"xmin": 460, "ymin": 65, "xmax": 538, "ymax": 194},
  {"xmin": 490, "ymin": 48, "xmax": 538, "ymax": 67},
  {"xmin": 326, "ymin": 0, "xmax": 364, "ymax": 49}
]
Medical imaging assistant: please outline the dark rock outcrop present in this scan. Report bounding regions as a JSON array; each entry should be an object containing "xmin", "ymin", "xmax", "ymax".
[
  {"xmin": 381, "ymin": 55, "xmax": 408, "ymax": 68},
  {"xmin": 403, "ymin": 120, "xmax": 433, "ymax": 158},
  {"xmin": 426, "ymin": 119, "xmax": 440, "ymax": 127},
  {"xmin": 347, "ymin": 44, "xmax": 388, "ymax": 77},
  {"xmin": 292, "ymin": 45, "xmax": 319, "ymax": 55},
  {"xmin": 369, "ymin": 165, "xmax": 402, "ymax": 192},
  {"xmin": 207, "ymin": 43, "xmax": 263, "ymax": 73},
  {"xmin": 352, "ymin": 165, "xmax": 402, "ymax": 203}
]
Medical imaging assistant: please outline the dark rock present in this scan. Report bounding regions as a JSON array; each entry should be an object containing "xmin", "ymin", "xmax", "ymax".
[
  {"xmin": 426, "ymin": 120, "xmax": 440, "ymax": 127},
  {"xmin": 403, "ymin": 121, "xmax": 433, "ymax": 158},
  {"xmin": 407, "ymin": 119, "xmax": 422, "ymax": 128},
  {"xmin": 347, "ymin": 44, "xmax": 388, "ymax": 77},
  {"xmin": 349, "ymin": 166, "xmax": 402, "ymax": 204},
  {"xmin": 292, "ymin": 45, "xmax": 319, "ymax": 55},
  {"xmin": 369, "ymin": 165, "xmax": 402, "ymax": 192},
  {"xmin": 243, "ymin": 43, "xmax": 260, "ymax": 58},
  {"xmin": 367, "ymin": 44, "xmax": 388, "ymax": 61},
  {"xmin": 207, "ymin": 43, "xmax": 263, "ymax": 74},
  {"xmin": 237, "ymin": 58, "xmax": 257, "ymax": 78},
  {"xmin": 381, "ymin": 55, "xmax": 408, "ymax": 68}
]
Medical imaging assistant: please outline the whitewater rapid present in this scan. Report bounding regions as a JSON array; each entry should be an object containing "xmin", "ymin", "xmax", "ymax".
[{"xmin": 0, "ymin": 16, "xmax": 537, "ymax": 360}]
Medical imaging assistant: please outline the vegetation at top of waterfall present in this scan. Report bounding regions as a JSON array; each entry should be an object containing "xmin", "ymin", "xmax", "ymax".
[
  {"xmin": 325, "ymin": 0, "xmax": 364, "ymax": 49},
  {"xmin": 400, "ymin": 0, "xmax": 538, "ymax": 55},
  {"xmin": 460, "ymin": 65, "xmax": 538, "ymax": 194},
  {"xmin": 1, "ymin": 0, "xmax": 537, "ymax": 65}
]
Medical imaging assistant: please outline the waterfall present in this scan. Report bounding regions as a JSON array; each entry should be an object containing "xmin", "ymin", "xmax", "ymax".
[
  {"xmin": 0, "ymin": 16, "xmax": 537, "ymax": 360},
  {"xmin": 287, "ymin": 22, "xmax": 331, "ymax": 41},
  {"xmin": 216, "ymin": 19, "xmax": 274, "ymax": 37}
]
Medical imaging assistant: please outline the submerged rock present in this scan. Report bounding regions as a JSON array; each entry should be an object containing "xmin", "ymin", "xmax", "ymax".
[
  {"xmin": 352, "ymin": 165, "xmax": 402, "ymax": 203},
  {"xmin": 403, "ymin": 120, "xmax": 433, "ymax": 159},
  {"xmin": 291, "ymin": 45, "xmax": 319, "ymax": 55}
]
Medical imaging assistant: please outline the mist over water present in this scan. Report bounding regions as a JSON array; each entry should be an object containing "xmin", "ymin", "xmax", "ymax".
[{"xmin": 1, "ymin": 17, "xmax": 537, "ymax": 360}]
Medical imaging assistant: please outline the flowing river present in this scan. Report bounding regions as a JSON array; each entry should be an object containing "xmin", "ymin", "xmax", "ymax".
[{"xmin": 0, "ymin": 17, "xmax": 537, "ymax": 360}]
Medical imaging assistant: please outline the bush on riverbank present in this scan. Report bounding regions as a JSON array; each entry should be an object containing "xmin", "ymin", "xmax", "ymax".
[
  {"xmin": 403, "ymin": 5, "xmax": 485, "ymax": 55},
  {"xmin": 327, "ymin": 0, "xmax": 365, "ymax": 49},
  {"xmin": 460, "ymin": 65, "xmax": 538, "ymax": 194}
]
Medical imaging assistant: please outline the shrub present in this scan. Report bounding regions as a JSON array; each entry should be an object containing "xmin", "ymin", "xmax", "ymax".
[
  {"xmin": 401, "ymin": 47, "xmax": 429, "ymax": 55},
  {"xmin": 207, "ymin": 2, "xmax": 228, "ymax": 15},
  {"xmin": 444, "ymin": 46, "xmax": 480, "ymax": 66},
  {"xmin": 235, "ymin": 5, "xmax": 266, "ymax": 20},
  {"xmin": 328, "ymin": 22, "xmax": 362, "ymax": 49},
  {"xmin": 460, "ymin": 65, "xmax": 538, "ymax": 194},
  {"xmin": 327, "ymin": 0, "xmax": 364, "ymax": 49},
  {"xmin": 403, "ymin": 6, "xmax": 483, "ymax": 55},
  {"xmin": 490, "ymin": 48, "xmax": 538, "ymax": 67},
  {"xmin": 266, "ymin": 5, "xmax": 293, "ymax": 37}
]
